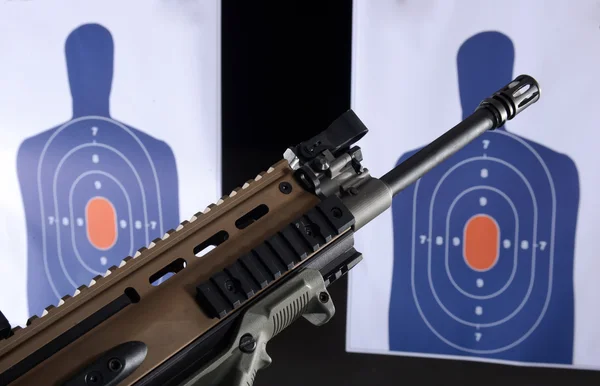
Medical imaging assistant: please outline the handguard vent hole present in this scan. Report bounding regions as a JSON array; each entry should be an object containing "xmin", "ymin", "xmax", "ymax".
[
  {"xmin": 149, "ymin": 258, "xmax": 187, "ymax": 286},
  {"xmin": 235, "ymin": 204, "xmax": 269, "ymax": 230},
  {"xmin": 124, "ymin": 287, "xmax": 140, "ymax": 303},
  {"xmin": 194, "ymin": 230, "xmax": 229, "ymax": 257}
]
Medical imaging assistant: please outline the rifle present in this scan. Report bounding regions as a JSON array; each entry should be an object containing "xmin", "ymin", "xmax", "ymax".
[{"xmin": 0, "ymin": 75, "xmax": 540, "ymax": 386}]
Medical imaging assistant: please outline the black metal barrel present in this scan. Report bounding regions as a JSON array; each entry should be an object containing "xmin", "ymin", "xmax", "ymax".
[{"xmin": 380, "ymin": 74, "xmax": 540, "ymax": 197}]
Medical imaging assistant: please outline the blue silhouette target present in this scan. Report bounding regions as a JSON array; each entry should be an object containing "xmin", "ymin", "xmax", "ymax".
[
  {"xmin": 16, "ymin": 24, "xmax": 180, "ymax": 318},
  {"xmin": 388, "ymin": 32, "xmax": 579, "ymax": 364}
]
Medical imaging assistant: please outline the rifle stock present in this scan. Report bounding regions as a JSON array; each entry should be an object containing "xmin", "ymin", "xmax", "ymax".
[{"xmin": 0, "ymin": 74, "xmax": 540, "ymax": 386}]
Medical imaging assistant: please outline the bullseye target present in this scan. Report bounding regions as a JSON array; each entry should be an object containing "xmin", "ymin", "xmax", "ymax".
[
  {"xmin": 16, "ymin": 24, "xmax": 180, "ymax": 318},
  {"xmin": 387, "ymin": 32, "xmax": 579, "ymax": 364}
]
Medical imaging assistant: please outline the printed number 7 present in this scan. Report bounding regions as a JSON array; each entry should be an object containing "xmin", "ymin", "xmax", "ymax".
[{"xmin": 482, "ymin": 140, "xmax": 490, "ymax": 149}]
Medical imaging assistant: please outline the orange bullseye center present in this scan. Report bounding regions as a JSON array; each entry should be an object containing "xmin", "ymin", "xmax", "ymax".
[
  {"xmin": 463, "ymin": 214, "xmax": 499, "ymax": 271},
  {"xmin": 86, "ymin": 196, "xmax": 117, "ymax": 250}
]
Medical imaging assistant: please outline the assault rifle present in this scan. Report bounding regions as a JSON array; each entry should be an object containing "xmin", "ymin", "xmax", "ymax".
[{"xmin": 0, "ymin": 75, "xmax": 540, "ymax": 386}]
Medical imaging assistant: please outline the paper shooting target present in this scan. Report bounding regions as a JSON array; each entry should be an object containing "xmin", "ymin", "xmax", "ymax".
[
  {"xmin": 388, "ymin": 32, "xmax": 580, "ymax": 364},
  {"xmin": 16, "ymin": 24, "xmax": 180, "ymax": 318}
]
